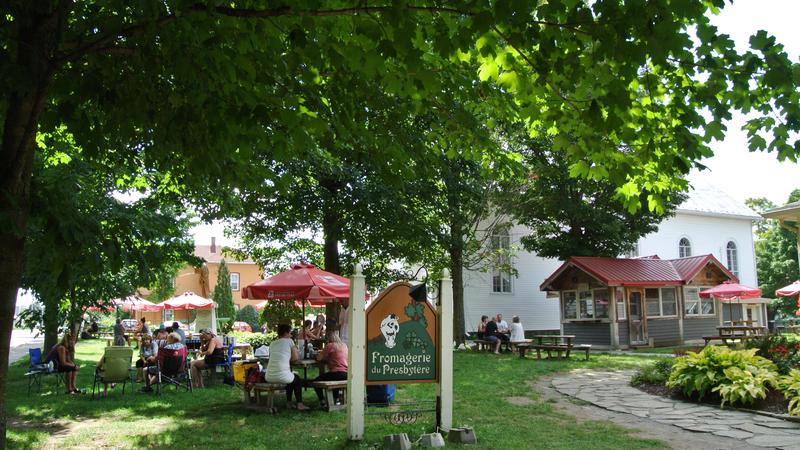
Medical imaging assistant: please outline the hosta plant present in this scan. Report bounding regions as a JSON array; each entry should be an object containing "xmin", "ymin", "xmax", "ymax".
[
  {"xmin": 779, "ymin": 369, "xmax": 800, "ymax": 416},
  {"xmin": 667, "ymin": 345, "xmax": 778, "ymax": 405}
]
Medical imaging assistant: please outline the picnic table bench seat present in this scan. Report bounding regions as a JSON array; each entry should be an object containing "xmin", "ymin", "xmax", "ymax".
[
  {"xmin": 516, "ymin": 341, "xmax": 591, "ymax": 360},
  {"xmin": 250, "ymin": 382, "xmax": 286, "ymax": 414},
  {"xmin": 472, "ymin": 339, "xmax": 510, "ymax": 352},
  {"xmin": 703, "ymin": 335, "xmax": 757, "ymax": 346},
  {"xmin": 311, "ymin": 380, "xmax": 347, "ymax": 412}
]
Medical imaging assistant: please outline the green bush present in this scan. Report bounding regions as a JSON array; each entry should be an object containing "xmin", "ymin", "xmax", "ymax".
[
  {"xmin": 630, "ymin": 358, "xmax": 675, "ymax": 386},
  {"xmin": 747, "ymin": 334, "xmax": 800, "ymax": 374},
  {"xmin": 779, "ymin": 369, "xmax": 800, "ymax": 416},
  {"xmin": 667, "ymin": 345, "xmax": 778, "ymax": 406},
  {"xmin": 235, "ymin": 305, "xmax": 261, "ymax": 332},
  {"xmin": 228, "ymin": 331, "xmax": 277, "ymax": 349}
]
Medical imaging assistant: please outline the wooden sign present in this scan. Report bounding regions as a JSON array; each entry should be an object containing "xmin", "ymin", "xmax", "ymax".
[{"xmin": 365, "ymin": 282, "xmax": 438, "ymax": 384}]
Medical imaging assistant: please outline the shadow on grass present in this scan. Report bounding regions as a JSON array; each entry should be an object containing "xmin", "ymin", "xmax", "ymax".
[{"xmin": 7, "ymin": 341, "xmax": 664, "ymax": 449}]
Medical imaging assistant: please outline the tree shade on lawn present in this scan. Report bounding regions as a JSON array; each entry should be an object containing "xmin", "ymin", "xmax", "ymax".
[{"xmin": 3, "ymin": 2, "xmax": 800, "ymax": 447}]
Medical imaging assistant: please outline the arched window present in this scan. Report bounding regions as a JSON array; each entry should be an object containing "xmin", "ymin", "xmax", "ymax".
[
  {"xmin": 679, "ymin": 237, "xmax": 692, "ymax": 258},
  {"xmin": 726, "ymin": 241, "xmax": 739, "ymax": 276}
]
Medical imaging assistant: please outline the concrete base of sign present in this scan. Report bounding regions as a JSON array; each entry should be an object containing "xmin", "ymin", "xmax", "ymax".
[
  {"xmin": 448, "ymin": 427, "xmax": 477, "ymax": 444},
  {"xmin": 419, "ymin": 432, "xmax": 445, "ymax": 448},
  {"xmin": 383, "ymin": 433, "xmax": 412, "ymax": 450}
]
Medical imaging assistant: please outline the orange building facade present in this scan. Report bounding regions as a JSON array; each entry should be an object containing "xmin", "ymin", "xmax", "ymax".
[{"xmin": 137, "ymin": 239, "xmax": 263, "ymax": 327}]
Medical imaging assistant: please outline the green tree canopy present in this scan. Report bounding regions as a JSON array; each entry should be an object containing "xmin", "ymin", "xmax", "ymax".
[
  {"xmin": 502, "ymin": 131, "xmax": 687, "ymax": 260},
  {"xmin": 747, "ymin": 192, "xmax": 800, "ymax": 317},
  {"xmin": 235, "ymin": 305, "xmax": 261, "ymax": 333}
]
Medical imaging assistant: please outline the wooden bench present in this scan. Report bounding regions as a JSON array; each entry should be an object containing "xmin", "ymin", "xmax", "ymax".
[
  {"xmin": 519, "ymin": 343, "xmax": 591, "ymax": 360},
  {"xmin": 312, "ymin": 380, "xmax": 347, "ymax": 412},
  {"xmin": 703, "ymin": 335, "xmax": 757, "ymax": 346},
  {"xmin": 473, "ymin": 339, "xmax": 510, "ymax": 353},
  {"xmin": 250, "ymin": 382, "xmax": 286, "ymax": 413}
]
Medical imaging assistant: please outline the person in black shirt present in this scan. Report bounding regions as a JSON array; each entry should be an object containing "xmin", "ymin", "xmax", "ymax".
[{"xmin": 484, "ymin": 318, "xmax": 502, "ymax": 354}]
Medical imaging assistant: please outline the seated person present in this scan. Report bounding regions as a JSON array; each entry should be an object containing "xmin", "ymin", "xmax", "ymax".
[
  {"xmin": 48, "ymin": 332, "xmax": 80, "ymax": 394},
  {"xmin": 143, "ymin": 332, "xmax": 185, "ymax": 392},
  {"xmin": 190, "ymin": 329, "xmax": 224, "ymax": 389},
  {"xmin": 265, "ymin": 323, "xmax": 309, "ymax": 411},
  {"xmin": 154, "ymin": 328, "xmax": 169, "ymax": 349},
  {"xmin": 171, "ymin": 321, "xmax": 186, "ymax": 342},
  {"xmin": 138, "ymin": 317, "xmax": 150, "ymax": 336},
  {"xmin": 310, "ymin": 314, "xmax": 326, "ymax": 341},
  {"xmin": 113, "ymin": 319, "xmax": 127, "ymax": 346},
  {"xmin": 90, "ymin": 320, "xmax": 99, "ymax": 334},
  {"xmin": 484, "ymin": 318, "xmax": 502, "ymax": 354},
  {"xmin": 312, "ymin": 329, "xmax": 348, "ymax": 408},
  {"xmin": 495, "ymin": 314, "xmax": 510, "ymax": 342},
  {"xmin": 297, "ymin": 319, "xmax": 319, "ymax": 356},
  {"xmin": 477, "ymin": 315, "xmax": 488, "ymax": 339},
  {"xmin": 510, "ymin": 316, "xmax": 525, "ymax": 342},
  {"xmin": 135, "ymin": 334, "xmax": 158, "ymax": 382}
]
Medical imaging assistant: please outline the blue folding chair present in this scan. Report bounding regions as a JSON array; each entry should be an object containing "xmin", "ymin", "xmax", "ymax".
[
  {"xmin": 25, "ymin": 348, "xmax": 62, "ymax": 395},
  {"xmin": 206, "ymin": 339, "xmax": 235, "ymax": 385}
]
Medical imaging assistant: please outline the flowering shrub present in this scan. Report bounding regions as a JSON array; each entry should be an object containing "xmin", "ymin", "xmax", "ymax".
[
  {"xmin": 747, "ymin": 335, "xmax": 800, "ymax": 374},
  {"xmin": 667, "ymin": 346, "xmax": 778, "ymax": 406}
]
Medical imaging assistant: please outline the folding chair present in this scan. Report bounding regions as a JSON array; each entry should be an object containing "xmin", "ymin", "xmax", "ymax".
[
  {"xmin": 92, "ymin": 346, "xmax": 134, "ymax": 399},
  {"xmin": 155, "ymin": 346, "xmax": 193, "ymax": 394},
  {"xmin": 25, "ymin": 348, "xmax": 61, "ymax": 395},
  {"xmin": 206, "ymin": 341, "xmax": 235, "ymax": 383}
]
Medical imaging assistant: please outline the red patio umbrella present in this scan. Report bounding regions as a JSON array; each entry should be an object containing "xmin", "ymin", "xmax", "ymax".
[
  {"xmin": 159, "ymin": 291, "xmax": 215, "ymax": 310},
  {"xmin": 700, "ymin": 281, "xmax": 761, "ymax": 321},
  {"xmin": 242, "ymin": 262, "xmax": 352, "ymax": 358},
  {"xmin": 776, "ymin": 281, "xmax": 800, "ymax": 297},
  {"xmin": 241, "ymin": 262, "xmax": 350, "ymax": 306}
]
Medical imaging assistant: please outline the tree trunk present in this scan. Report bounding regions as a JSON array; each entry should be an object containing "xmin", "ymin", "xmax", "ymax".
[
  {"xmin": 0, "ymin": 4, "xmax": 63, "ymax": 446},
  {"xmin": 42, "ymin": 295, "xmax": 60, "ymax": 353},
  {"xmin": 320, "ymin": 179, "xmax": 342, "ymax": 327},
  {"xmin": 450, "ymin": 222, "xmax": 466, "ymax": 346}
]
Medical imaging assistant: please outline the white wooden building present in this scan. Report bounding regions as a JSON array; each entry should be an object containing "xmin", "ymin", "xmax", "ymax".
[{"xmin": 462, "ymin": 182, "xmax": 761, "ymax": 334}]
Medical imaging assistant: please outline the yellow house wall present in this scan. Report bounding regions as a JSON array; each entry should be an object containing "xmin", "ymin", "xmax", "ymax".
[{"xmin": 206, "ymin": 262, "xmax": 263, "ymax": 309}]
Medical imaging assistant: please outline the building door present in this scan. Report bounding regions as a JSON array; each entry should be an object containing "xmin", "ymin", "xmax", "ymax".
[
  {"xmin": 745, "ymin": 304, "xmax": 762, "ymax": 326},
  {"xmin": 628, "ymin": 289, "xmax": 648, "ymax": 345}
]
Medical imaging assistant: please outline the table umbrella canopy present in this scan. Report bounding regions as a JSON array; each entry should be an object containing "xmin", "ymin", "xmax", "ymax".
[
  {"xmin": 87, "ymin": 296, "xmax": 162, "ymax": 312},
  {"xmin": 699, "ymin": 281, "xmax": 761, "ymax": 299},
  {"xmin": 242, "ymin": 262, "xmax": 350, "ymax": 306},
  {"xmin": 777, "ymin": 281, "xmax": 800, "ymax": 297},
  {"xmin": 159, "ymin": 291, "xmax": 215, "ymax": 310}
]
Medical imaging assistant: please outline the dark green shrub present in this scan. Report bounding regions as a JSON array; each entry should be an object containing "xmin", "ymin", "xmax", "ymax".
[
  {"xmin": 235, "ymin": 305, "xmax": 261, "ymax": 333},
  {"xmin": 631, "ymin": 358, "xmax": 675, "ymax": 386}
]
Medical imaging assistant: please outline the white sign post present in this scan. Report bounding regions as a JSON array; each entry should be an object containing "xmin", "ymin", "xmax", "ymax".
[
  {"xmin": 437, "ymin": 269, "xmax": 453, "ymax": 431},
  {"xmin": 347, "ymin": 264, "xmax": 367, "ymax": 440}
]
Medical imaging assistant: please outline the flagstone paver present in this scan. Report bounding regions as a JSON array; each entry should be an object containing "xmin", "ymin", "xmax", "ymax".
[{"xmin": 552, "ymin": 370, "xmax": 800, "ymax": 449}]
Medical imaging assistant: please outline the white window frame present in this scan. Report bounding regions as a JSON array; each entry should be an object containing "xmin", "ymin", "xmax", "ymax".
[
  {"xmin": 615, "ymin": 287, "xmax": 627, "ymax": 320},
  {"xmin": 726, "ymin": 241, "xmax": 739, "ymax": 276},
  {"xmin": 563, "ymin": 288, "xmax": 610, "ymax": 321},
  {"xmin": 230, "ymin": 272, "xmax": 240, "ymax": 291},
  {"xmin": 684, "ymin": 286, "xmax": 716, "ymax": 317},
  {"xmin": 490, "ymin": 233, "xmax": 512, "ymax": 294},
  {"xmin": 163, "ymin": 309, "xmax": 174, "ymax": 322},
  {"xmin": 644, "ymin": 287, "xmax": 679, "ymax": 318},
  {"xmin": 563, "ymin": 291, "xmax": 578, "ymax": 320},
  {"xmin": 644, "ymin": 286, "xmax": 678, "ymax": 319},
  {"xmin": 679, "ymin": 237, "xmax": 692, "ymax": 258}
]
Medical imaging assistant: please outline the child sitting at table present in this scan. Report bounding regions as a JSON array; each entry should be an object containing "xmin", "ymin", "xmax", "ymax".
[
  {"xmin": 266, "ymin": 323, "xmax": 309, "ymax": 411},
  {"xmin": 297, "ymin": 319, "xmax": 319, "ymax": 357}
]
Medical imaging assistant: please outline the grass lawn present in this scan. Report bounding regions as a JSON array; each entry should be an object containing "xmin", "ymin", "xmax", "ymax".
[
  {"xmin": 7, "ymin": 340, "xmax": 666, "ymax": 449},
  {"xmin": 629, "ymin": 346, "xmax": 702, "ymax": 355}
]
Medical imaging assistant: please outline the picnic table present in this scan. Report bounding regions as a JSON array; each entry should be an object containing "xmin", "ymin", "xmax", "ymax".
[
  {"xmin": 703, "ymin": 325, "xmax": 765, "ymax": 346},
  {"xmin": 516, "ymin": 335, "xmax": 591, "ymax": 360},
  {"xmin": 253, "ymin": 357, "xmax": 324, "ymax": 389}
]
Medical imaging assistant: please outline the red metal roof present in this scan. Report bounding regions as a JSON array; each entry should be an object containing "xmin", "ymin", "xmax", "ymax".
[{"xmin": 540, "ymin": 254, "xmax": 736, "ymax": 290}]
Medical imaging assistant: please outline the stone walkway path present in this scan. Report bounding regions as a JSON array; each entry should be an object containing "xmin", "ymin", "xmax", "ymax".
[{"xmin": 552, "ymin": 370, "xmax": 800, "ymax": 449}]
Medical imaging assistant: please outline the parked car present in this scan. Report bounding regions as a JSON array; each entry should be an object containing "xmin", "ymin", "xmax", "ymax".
[
  {"xmin": 120, "ymin": 319, "xmax": 139, "ymax": 332},
  {"xmin": 232, "ymin": 321, "xmax": 252, "ymax": 332}
]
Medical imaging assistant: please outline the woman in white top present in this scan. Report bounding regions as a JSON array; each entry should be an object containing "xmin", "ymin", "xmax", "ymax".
[
  {"xmin": 510, "ymin": 316, "xmax": 526, "ymax": 342},
  {"xmin": 265, "ymin": 324, "xmax": 309, "ymax": 410}
]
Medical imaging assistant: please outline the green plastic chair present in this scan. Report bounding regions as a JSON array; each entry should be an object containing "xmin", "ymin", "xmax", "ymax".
[{"xmin": 92, "ymin": 346, "xmax": 133, "ymax": 399}]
